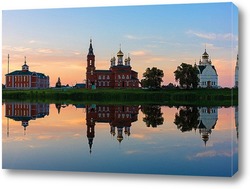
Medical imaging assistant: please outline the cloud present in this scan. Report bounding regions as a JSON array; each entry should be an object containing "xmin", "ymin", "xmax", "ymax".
[
  {"xmin": 187, "ymin": 30, "xmax": 238, "ymax": 41},
  {"xmin": 3, "ymin": 46, "xmax": 31, "ymax": 53},
  {"xmin": 188, "ymin": 148, "xmax": 237, "ymax": 160},
  {"xmin": 37, "ymin": 48, "xmax": 54, "ymax": 54},
  {"xmin": 124, "ymin": 34, "xmax": 140, "ymax": 40},
  {"xmin": 29, "ymin": 40, "xmax": 37, "ymax": 44},
  {"xmin": 130, "ymin": 50, "xmax": 147, "ymax": 56}
]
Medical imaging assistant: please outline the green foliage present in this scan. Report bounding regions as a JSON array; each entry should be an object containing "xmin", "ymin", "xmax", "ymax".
[
  {"xmin": 2, "ymin": 88, "xmax": 238, "ymax": 106},
  {"xmin": 141, "ymin": 67, "xmax": 164, "ymax": 89},
  {"xmin": 174, "ymin": 63, "xmax": 199, "ymax": 89}
]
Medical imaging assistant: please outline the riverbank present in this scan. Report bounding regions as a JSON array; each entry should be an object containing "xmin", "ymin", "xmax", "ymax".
[{"xmin": 2, "ymin": 88, "xmax": 238, "ymax": 106}]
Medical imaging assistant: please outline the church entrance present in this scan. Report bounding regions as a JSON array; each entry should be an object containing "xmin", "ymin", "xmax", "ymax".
[{"xmin": 207, "ymin": 81, "xmax": 211, "ymax": 88}]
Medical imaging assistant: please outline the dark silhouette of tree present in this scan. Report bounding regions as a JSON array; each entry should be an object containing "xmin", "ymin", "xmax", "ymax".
[
  {"xmin": 141, "ymin": 67, "xmax": 164, "ymax": 89},
  {"xmin": 174, "ymin": 63, "xmax": 199, "ymax": 89},
  {"xmin": 141, "ymin": 105, "xmax": 164, "ymax": 128},
  {"xmin": 174, "ymin": 106, "xmax": 200, "ymax": 132}
]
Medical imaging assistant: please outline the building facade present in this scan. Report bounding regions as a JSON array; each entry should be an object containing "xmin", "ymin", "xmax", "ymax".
[
  {"xmin": 196, "ymin": 49, "xmax": 218, "ymax": 88},
  {"xmin": 5, "ymin": 57, "xmax": 49, "ymax": 89},
  {"xmin": 86, "ymin": 40, "xmax": 139, "ymax": 89}
]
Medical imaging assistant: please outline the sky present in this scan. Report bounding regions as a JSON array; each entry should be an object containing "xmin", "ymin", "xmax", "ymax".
[{"xmin": 2, "ymin": 2, "xmax": 238, "ymax": 87}]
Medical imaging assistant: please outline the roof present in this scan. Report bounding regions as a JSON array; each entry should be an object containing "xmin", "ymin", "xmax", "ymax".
[
  {"xmin": 6, "ymin": 70, "xmax": 33, "ymax": 76},
  {"xmin": 95, "ymin": 70, "xmax": 112, "ymax": 73},
  {"xmin": 6, "ymin": 70, "xmax": 48, "ymax": 78},
  {"xmin": 197, "ymin": 65, "xmax": 217, "ymax": 74},
  {"xmin": 74, "ymin": 83, "xmax": 86, "ymax": 88}
]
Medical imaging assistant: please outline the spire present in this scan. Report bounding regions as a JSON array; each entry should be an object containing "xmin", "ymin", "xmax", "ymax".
[
  {"xmin": 88, "ymin": 39, "xmax": 94, "ymax": 56},
  {"xmin": 7, "ymin": 54, "xmax": 10, "ymax": 74},
  {"xmin": 22, "ymin": 56, "xmax": 29, "ymax": 72}
]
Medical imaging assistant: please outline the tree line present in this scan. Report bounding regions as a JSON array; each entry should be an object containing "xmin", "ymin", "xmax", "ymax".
[{"xmin": 141, "ymin": 63, "xmax": 199, "ymax": 89}]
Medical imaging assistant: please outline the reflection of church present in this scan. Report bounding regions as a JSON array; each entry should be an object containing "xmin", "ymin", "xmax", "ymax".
[
  {"xmin": 5, "ymin": 102, "xmax": 49, "ymax": 135},
  {"xmin": 86, "ymin": 104, "xmax": 139, "ymax": 153},
  {"xmin": 197, "ymin": 107, "xmax": 218, "ymax": 145}
]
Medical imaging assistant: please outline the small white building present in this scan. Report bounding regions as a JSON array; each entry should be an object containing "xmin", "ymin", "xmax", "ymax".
[
  {"xmin": 196, "ymin": 49, "xmax": 218, "ymax": 88},
  {"xmin": 235, "ymin": 54, "xmax": 239, "ymax": 87}
]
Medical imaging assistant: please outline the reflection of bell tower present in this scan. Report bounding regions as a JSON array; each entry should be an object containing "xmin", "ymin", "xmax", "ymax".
[
  {"xmin": 86, "ymin": 104, "xmax": 96, "ymax": 153},
  {"xmin": 87, "ymin": 118, "xmax": 95, "ymax": 154}
]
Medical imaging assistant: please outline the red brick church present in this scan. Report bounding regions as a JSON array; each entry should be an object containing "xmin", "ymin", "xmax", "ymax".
[{"xmin": 86, "ymin": 40, "xmax": 139, "ymax": 89}]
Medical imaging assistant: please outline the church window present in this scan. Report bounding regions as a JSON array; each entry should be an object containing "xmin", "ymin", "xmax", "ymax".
[
  {"xmin": 122, "ymin": 75, "xmax": 125, "ymax": 79},
  {"xmin": 98, "ymin": 75, "xmax": 102, "ymax": 80},
  {"xmin": 118, "ymin": 75, "xmax": 121, "ymax": 79},
  {"xmin": 98, "ymin": 113, "xmax": 101, "ymax": 118},
  {"xmin": 103, "ymin": 75, "xmax": 105, "ymax": 80},
  {"xmin": 126, "ymin": 75, "xmax": 129, "ymax": 79},
  {"xmin": 107, "ymin": 75, "xmax": 110, "ymax": 80},
  {"xmin": 107, "ymin": 113, "xmax": 110, "ymax": 117}
]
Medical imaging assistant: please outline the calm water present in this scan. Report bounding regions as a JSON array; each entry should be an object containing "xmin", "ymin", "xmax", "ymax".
[{"xmin": 2, "ymin": 102, "xmax": 238, "ymax": 177}]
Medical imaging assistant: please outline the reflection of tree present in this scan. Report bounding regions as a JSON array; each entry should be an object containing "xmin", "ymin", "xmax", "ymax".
[
  {"xmin": 141, "ymin": 105, "xmax": 164, "ymax": 128},
  {"xmin": 174, "ymin": 106, "xmax": 200, "ymax": 132}
]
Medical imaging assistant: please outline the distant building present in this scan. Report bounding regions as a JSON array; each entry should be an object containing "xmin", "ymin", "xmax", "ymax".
[
  {"xmin": 74, "ymin": 83, "xmax": 85, "ymax": 89},
  {"xmin": 5, "ymin": 57, "xmax": 49, "ymax": 89},
  {"xmin": 196, "ymin": 49, "xmax": 218, "ymax": 88},
  {"xmin": 86, "ymin": 39, "xmax": 139, "ymax": 89},
  {"xmin": 55, "ymin": 77, "xmax": 62, "ymax": 88},
  {"xmin": 235, "ymin": 54, "xmax": 239, "ymax": 87}
]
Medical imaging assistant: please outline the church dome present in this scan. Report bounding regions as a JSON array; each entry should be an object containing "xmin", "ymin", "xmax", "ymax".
[
  {"xmin": 202, "ymin": 49, "xmax": 209, "ymax": 58},
  {"xmin": 117, "ymin": 49, "xmax": 124, "ymax": 56}
]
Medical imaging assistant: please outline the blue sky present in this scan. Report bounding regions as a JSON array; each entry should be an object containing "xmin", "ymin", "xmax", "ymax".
[{"xmin": 2, "ymin": 2, "xmax": 238, "ymax": 87}]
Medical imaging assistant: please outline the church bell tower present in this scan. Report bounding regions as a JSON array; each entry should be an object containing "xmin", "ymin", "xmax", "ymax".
[{"xmin": 86, "ymin": 39, "xmax": 96, "ymax": 89}]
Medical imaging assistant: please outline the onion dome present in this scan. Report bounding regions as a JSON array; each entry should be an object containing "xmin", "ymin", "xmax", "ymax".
[
  {"xmin": 202, "ymin": 49, "xmax": 209, "ymax": 59},
  {"xmin": 117, "ymin": 49, "xmax": 124, "ymax": 57}
]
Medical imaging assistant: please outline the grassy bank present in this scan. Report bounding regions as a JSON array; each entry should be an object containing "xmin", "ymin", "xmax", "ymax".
[{"xmin": 2, "ymin": 88, "xmax": 238, "ymax": 106}]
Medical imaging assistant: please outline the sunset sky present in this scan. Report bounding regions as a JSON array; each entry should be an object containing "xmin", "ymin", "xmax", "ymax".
[{"xmin": 2, "ymin": 2, "xmax": 238, "ymax": 87}]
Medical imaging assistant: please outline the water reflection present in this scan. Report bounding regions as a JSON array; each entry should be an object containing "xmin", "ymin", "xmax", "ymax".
[
  {"xmin": 141, "ymin": 105, "xmax": 164, "ymax": 128},
  {"xmin": 86, "ymin": 105, "xmax": 139, "ymax": 152},
  {"xmin": 5, "ymin": 102, "xmax": 49, "ymax": 135},
  {"xmin": 174, "ymin": 107, "xmax": 218, "ymax": 145},
  {"xmin": 2, "ymin": 102, "xmax": 238, "ymax": 176}
]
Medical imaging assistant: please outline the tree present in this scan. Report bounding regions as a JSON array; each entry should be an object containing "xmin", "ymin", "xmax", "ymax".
[
  {"xmin": 141, "ymin": 67, "xmax": 164, "ymax": 89},
  {"xmin": 174, "ymin": 63, "xmax": 199, "ymax": 89},
  {"xmin": 141, "ymin": 105, "xmax": 164, "ymax": 128},
  {"xmin": 174, "ymin": 106, "xmax": 200, "ymax": 132}
]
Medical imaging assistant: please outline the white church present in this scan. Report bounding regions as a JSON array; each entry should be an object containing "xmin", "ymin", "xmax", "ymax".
[{"xmin": 196, "ymin": 49, "xmax": 218, "ymax": 88}]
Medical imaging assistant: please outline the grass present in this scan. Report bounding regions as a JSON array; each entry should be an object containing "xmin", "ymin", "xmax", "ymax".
[{"xmin": 2, "ymin": 88, "xmax": 238, "ymax": 106}]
